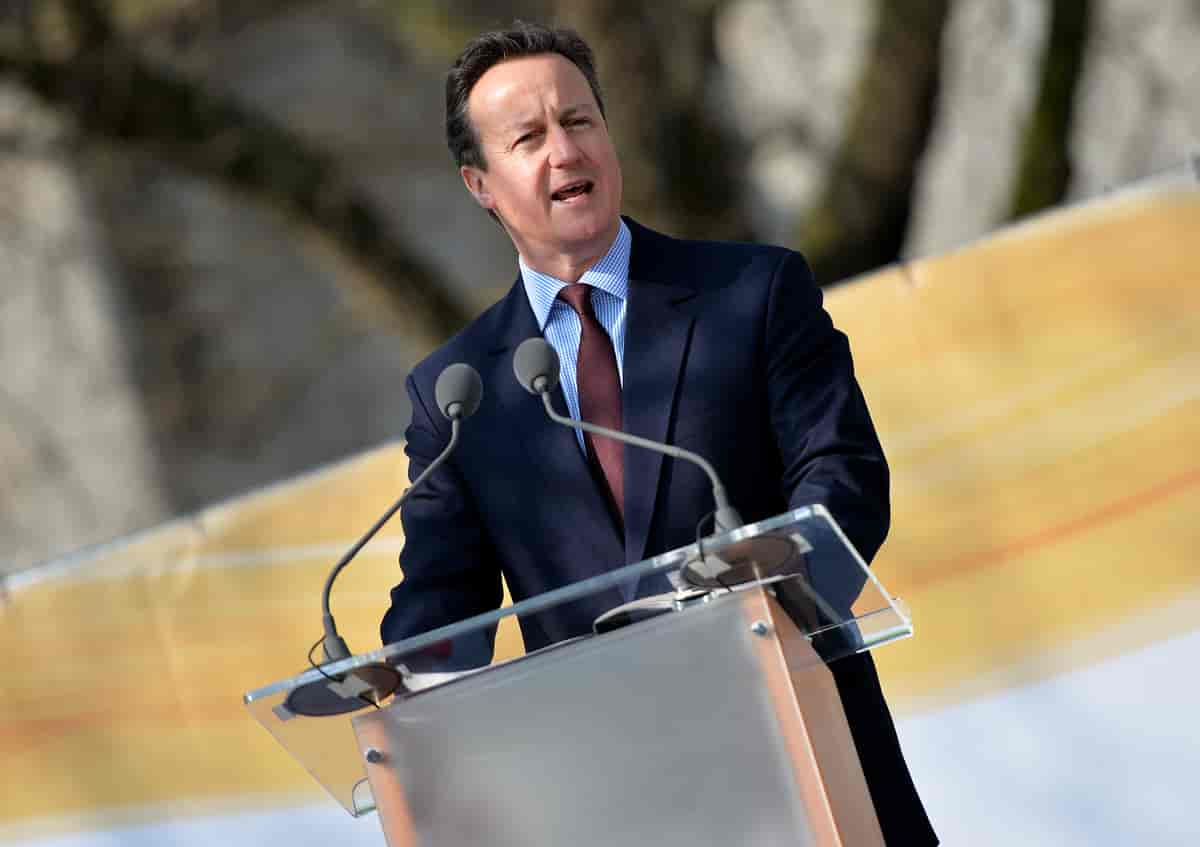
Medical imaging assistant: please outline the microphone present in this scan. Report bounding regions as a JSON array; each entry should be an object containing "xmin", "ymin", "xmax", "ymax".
[
  {"xmin": 286, "ymin": 362, "xmax": 482, "ymax": 717},
  {"xmin": 512, "ymin": 337, "xmax": 743, "ymax": 533}
]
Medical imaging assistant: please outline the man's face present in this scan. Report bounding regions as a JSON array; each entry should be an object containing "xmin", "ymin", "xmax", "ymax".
[{"xmin": 461, "ymin": 53, "xmax": 623, "ymax": 272}]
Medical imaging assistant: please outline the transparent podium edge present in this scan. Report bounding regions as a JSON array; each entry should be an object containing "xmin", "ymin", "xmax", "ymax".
[{"xmin": 245, "ymin": 504, "xmax": 912, "ymax": 704}]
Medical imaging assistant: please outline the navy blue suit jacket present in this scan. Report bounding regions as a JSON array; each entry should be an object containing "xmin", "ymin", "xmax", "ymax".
[{"xmin": 382, "ymin": 218, "xmax": 936, "ymax": 844}]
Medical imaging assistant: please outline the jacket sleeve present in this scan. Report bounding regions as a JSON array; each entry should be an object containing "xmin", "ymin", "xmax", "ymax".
[
  {"xmin": 763, "ymin": 251, "xmax": 891, "ymax": 610},
  {"xmin": 379, "ymin": 372, "xmax": 502, "ymax": 670}
]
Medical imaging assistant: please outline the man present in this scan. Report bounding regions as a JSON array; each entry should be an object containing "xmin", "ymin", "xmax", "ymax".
[{"xmin": 382, "ymin": 22, "xmax": 936, "ymax": 845}]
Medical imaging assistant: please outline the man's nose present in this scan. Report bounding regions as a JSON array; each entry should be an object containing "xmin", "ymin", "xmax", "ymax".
[{"xmin": 547, "ymin": 125, "xmax": 583, "ymax": 167}]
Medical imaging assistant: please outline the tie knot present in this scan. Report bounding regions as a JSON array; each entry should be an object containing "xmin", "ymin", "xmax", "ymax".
[{"xmin": 557, "ymin": 283, "xmax": 594, "ymax": 317}]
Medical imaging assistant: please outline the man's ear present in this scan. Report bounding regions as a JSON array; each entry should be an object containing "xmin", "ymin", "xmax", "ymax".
[{"xmin": 461, "ymin": 165, "xmax": 494, "ymax": 211}]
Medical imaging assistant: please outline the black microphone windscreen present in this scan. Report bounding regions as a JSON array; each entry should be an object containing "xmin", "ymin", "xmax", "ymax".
[
  {"xmin": 435, "ymin": 363, "xmax": 483, "ymax": 419},
  {"xmin": 513, "ymin": 338, "xmax": 560, "ymax": 394}
]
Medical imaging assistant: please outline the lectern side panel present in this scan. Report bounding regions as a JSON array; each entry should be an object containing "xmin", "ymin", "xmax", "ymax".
[
  {"xmin": 738, "ymin": 590, "xmax": 843, "ymax": 847},
  {"xmin": 354, "ymin": 718, "xmax": 415, "ymax": 847},
  {"xmin": 751, "ymin": 592, "xmax": 886, "ymax": 847},
  {"xmin": 353, "ymin": 593, "xmax": 819, "ymax": 847}
]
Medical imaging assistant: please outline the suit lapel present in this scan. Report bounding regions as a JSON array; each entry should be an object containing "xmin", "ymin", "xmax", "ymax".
[
  {"xmin": 622, "ymin": 221, "xmax": 698, "ymax": 564},
  {"xmin": 486, "ymin": 279, "xmax": 626, "ymax": 580}
]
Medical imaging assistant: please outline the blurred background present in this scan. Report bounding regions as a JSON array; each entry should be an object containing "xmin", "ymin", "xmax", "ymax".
[
  {"xmin": 1, "ymin": 1, "xmax": 1198, "ymax": 845},
  {"xmin": 3, "ymin": 0, "xmax": 1196, "ymax": 571}
]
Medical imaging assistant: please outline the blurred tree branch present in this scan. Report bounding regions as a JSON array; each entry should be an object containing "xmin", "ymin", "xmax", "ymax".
[
  {"xmin": 0, "ymin": 0, "xmax": 473, "ymax": 340},
  {"xmin": 62, "ymin": 0, "xmax": 115, "ymax": 49},
  {"xmin": 798, "ymin": 0, "xmax": 950, "ymax": 285},
  {"xmin": 1008, "ymin": 0, "xmax": 1092, "ymax": 219}
]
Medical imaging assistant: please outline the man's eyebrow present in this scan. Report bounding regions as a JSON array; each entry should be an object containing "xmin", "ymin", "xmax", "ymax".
[
  {"xmin": 501, "ymin": 104, "xmax": 595, "ymax": 142},
  {"xmin": 504, "ymin": 113, "xmax": 541, "ymax": 131},
  {"xmin": 559, "ymin": 103, "xmax": 596, "ymax": 119}
]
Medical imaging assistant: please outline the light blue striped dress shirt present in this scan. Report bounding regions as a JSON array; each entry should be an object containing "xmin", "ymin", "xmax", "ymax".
[{"xmin": 519, "ymin": 219, "xmax": 631, "ymax": 453}]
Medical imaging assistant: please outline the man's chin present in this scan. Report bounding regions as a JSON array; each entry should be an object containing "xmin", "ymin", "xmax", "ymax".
[{"xmin": 552, "ymin": 211, "xmax": 618, "ymax": 249}]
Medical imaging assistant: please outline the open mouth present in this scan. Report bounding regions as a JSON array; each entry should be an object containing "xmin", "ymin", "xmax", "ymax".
[{"xmin": 551, "ymin": 180, "xmax": 594, "ymax": 202}]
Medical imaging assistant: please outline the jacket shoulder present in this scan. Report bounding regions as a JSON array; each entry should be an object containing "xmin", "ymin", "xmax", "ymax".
[
  {"xmin": 625, "ymin": 218, "xmax": 804, "ymax": 294},
  {"xmin": 409, "ymin": 281, "xmax": 524, "ymax": 388}
]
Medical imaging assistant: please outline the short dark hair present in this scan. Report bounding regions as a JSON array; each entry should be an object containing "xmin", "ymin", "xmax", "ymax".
[{"xmin": 446, "ymin": 22, "xmax": 606, "ymax": 171}]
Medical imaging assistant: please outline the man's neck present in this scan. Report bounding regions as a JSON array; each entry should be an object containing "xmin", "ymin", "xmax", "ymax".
[
  {"xmin": 516, "ymin": 222, "xmax": 621, "ymax": 283},
  {"xmin": 520, "ymin": 255, "xmax": 597, "ymax": 284}
]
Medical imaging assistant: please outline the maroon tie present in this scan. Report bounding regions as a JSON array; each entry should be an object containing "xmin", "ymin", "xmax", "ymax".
[{"xmin": 557, "ymin": 284, "xmax": 624, "ymax": 520}]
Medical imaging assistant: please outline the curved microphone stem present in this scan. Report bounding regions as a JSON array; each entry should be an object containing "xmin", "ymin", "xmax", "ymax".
[
  {"xmin": 321, "ymin": 416, "xmax": 462, "ymax": 662},
  {"xmin": 538, "ymin": 391, "xmax": 743, "ymax": 532}
]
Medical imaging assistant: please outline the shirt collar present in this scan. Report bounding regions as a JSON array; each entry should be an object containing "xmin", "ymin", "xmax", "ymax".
[{"xmin": 520, "ymin": 219, "xmax": 631, "ymax": 331}]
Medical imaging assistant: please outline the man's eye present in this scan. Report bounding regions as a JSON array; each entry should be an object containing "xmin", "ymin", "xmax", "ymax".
[{"xmin": 515, "ymin": 130, "xmax": 541, "ymax": 147}]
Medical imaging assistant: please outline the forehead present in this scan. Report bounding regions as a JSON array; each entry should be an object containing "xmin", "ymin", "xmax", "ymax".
[{"xmin": 468, "ymin": 53, "xmax": 596, "ymax": 131}]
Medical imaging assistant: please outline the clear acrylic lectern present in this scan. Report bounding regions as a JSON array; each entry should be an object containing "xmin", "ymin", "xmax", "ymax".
[{"xmin": 244, "ymin": 505, "xmax": 912, "ymax": 846}]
